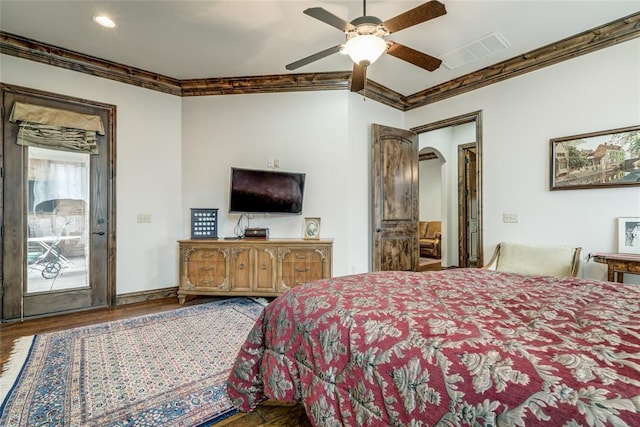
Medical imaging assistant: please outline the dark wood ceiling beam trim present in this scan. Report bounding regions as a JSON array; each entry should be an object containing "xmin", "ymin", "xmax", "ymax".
[
  {"xmin": 180, "ymin": 74, "xmax": 407, "ymax": 110},
  {"xmin": 404, "ymin": 12, "xmax": 640, "ymax": 111},
  {"xmin": 351, "ymin": 81, "xmax": 408, "ymax": 110},
  {"xmin": 180, "ymin": 72, "xmax": 351, "ymax": 96},
  {"xmin": 0, "ymin": 32, "xmax": 182, "ymax": 96}
]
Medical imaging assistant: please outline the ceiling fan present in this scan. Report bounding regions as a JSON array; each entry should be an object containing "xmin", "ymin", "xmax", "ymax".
[{"xmin": 286, "ymin": 0, "xmax": 447, "ymax": 92}]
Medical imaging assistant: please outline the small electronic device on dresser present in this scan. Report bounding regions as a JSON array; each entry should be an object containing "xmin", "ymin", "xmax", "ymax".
[{"xmin": 244, "ymin": 227, "xmax": 269, "ymax": 239}]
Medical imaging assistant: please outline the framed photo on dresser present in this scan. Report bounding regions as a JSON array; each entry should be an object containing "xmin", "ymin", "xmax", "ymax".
[
  {"xmin": 303, "ymin": 217, "xmax": 320, "ymax": 240},
  {"xmin": 618, "ymin": 217, "xmax": 640, "ymax": 254}
]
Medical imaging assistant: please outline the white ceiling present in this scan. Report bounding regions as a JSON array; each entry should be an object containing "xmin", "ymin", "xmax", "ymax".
[{"xmin": 1, "ymin": 1, "xmax": 638, "ymax": 96}]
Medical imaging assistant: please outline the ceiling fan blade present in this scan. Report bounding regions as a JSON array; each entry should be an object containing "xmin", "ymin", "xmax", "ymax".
[
  {"xmin": 381, "ymin": 0, "xmax": 446, "ymax": 34},
  {"xmin": 386, "ymin": 42, "xmax": 442, "ymax": 71},
  {"xmin": 285, "ymin": 45, "xmax": 343, "ymax": 71},
  {"xmin": 350, "ymin": 63, "xmax": 366, "ymax": 92},
  {"xmin": 304, "ymin": 7, "xmax": 355, "ymax": 32}
]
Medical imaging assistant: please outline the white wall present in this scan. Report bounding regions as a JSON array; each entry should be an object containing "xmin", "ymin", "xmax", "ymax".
[
  {"xmin": 406, "ymin": 39, "xmax": 640, "ymax": 282},
  {"xmin": 1, "ymin": 55, "xmax": 183, "ymax": 294},
  {"xmin": 419, "ymin": 159, "xmax": 442, "ymax": 222},
  {"xmin": 181, "ymin": 91, "xmax": 403, "ymax": 277}
]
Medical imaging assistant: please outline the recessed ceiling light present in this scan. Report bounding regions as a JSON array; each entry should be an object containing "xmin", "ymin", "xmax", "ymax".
[{"xmin": 93, "ymin": 15, "xmax": 116, "ymax": 28}]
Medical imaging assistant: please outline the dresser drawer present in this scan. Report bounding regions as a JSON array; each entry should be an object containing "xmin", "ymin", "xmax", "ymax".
[
  {"xmin": 186, "ymin": 249, "xmax": 227, "ymax": 289},
  {"xmin": 614, "ymin": 261, "xmax": 640, "ymax": 273}
]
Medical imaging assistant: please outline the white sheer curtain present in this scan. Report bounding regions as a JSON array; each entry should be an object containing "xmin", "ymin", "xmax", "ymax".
[{"xmin": 32, "ymin": 156, "xmax": 88, "ymax": 214}]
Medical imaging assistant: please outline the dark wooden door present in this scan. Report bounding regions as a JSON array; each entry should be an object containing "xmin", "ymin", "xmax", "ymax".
[
  {"xmin": 459, "ymin": 144, "xmax": 479, "ymax": 267},
  {"xmin": 372, "ymin": 124, "xmax": 419, "ymax": 271},
  {"xmin": 1, "ymin": 84, "xmax": 115, "ymax": 320}
]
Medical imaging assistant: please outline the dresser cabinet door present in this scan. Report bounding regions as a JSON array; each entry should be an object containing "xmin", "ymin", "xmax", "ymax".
[
  {"xmin": 254, "ymin": 247, "xmax": 277, "ymax": 293},
  {"xmin": 230, "ymin": 247, "xmax": 252, "ymax": 292},
  {"xmin": 186, "ymin": 248, "xmax": 228, "ymax": 290},
  {"xmin": 280, "ymin": 248, "xmax": 326, "ymax": 290}
]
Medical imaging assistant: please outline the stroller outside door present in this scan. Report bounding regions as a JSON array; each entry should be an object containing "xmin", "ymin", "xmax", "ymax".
[{"xmin": 28, "ymin": 221, "xmax": 70, "ymax": 280}]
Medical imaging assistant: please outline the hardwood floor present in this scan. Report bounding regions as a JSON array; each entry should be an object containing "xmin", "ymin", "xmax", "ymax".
[
  {"xmin": 418, "ymin": 257, "xmax": 441, "ymax": 271},
  {"xmin": 0, "ymin": 296, "xmax": 311, "ymax": 426}
]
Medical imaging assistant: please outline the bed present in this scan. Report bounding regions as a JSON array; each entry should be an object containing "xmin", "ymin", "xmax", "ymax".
[{"xmin": 226, "ymin": 269, "xmax": 640, "ymax": 426}]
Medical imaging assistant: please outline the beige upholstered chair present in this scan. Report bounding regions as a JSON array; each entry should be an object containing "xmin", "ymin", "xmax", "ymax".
[{"xmin": 484, "ymin": 242, "xmax": 581, "ymax": 277}]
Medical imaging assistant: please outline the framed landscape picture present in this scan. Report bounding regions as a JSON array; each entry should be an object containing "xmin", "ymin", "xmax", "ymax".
[
  {"xmin": 618, "ymin": 217, "xmax": 640, "ymax": 255},
  {"xmin": 550, "ymin": 125, "xmax": 640, "ymax": 190}
]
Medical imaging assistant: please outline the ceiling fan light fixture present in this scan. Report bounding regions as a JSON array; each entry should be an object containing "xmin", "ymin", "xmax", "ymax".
[
  {"xmin": 344, "ymin": 35, "xmax": 387, "ymax": 66},
  {"xmin": 93, "ymin": 15, "xmax": 116, "ymax": 28}
]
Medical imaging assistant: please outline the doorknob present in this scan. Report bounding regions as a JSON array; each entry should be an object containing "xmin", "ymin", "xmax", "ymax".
[
  {"xmin": 375, "ymin": 228, "xmax": 381, "ymax": 232},
  {"xmin": 94, "ymin": 218, "xmax": 106, "ymax": 235}
]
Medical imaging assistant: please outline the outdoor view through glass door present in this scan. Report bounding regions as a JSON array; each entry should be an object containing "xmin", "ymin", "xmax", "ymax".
[{"xmin": 26, "ymin": 147, "xmax": 90, "ymax": 293}]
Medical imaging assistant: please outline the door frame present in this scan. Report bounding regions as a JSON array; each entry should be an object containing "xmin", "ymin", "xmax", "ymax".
[
  {"xmin": 1, "ymin": 83, "xmax": 117, "ymax": 320},
  {"xmin": 411, "ymin": 110, "xmax": 483, "ymax": 267}
]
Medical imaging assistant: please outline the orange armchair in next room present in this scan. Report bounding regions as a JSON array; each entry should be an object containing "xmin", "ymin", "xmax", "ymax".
[{"xmin": 419, "ymin": 221, "xmax": 441, "ymax": 258}]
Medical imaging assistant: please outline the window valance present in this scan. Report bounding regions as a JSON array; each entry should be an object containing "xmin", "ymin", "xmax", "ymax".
[{"xmin": 9, "ymin": 102, "xmax": 104, "ymax": 154}]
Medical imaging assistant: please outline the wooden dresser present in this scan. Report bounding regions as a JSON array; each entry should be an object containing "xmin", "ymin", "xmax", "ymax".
[{"xmin": 177, "ymin": 238, "xmax": 332, "ymax": 304}]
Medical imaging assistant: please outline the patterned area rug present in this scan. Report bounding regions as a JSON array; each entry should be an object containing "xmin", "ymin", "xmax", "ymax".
[{"xmin": 0, "ymin": 297, "xmax": 266, "ymax": 426}]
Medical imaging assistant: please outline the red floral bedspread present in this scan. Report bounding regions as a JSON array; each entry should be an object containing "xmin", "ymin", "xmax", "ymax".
[{"xmin": 227, "ymin": 269, "xmax": 640, "ymax": 426}]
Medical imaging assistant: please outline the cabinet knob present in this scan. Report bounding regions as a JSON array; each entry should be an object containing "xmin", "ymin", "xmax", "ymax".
[
  {"xmin": 239, "ymin": 262, "xmax": 246, "ymax": 269},
  {"xmin": 261, "ymin": 262, "xmax": 268, "ymax": 270}
]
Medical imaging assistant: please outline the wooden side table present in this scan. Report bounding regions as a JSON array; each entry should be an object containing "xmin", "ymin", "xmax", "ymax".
[{"xmin": 591, "ymin": 253, "xmax": 640, "ymax": 283}]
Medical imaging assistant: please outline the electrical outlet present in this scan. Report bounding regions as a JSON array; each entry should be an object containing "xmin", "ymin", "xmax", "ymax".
[
  {"xmin": 267, "ymin": 158, "xmax": 274, "ymax": 168},
  {"xmin": 503, "ymin": 213, "xmax": 519, "ymax": 223},
  {"xmin": 137, "ymin": 214, "xmax": 152, "ymax": 223}
]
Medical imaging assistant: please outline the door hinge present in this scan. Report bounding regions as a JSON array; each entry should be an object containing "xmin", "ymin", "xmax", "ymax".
[
  {"xmin": 0, "ymin": 106, "xmax": 4, "ymax": 119},
  {"xmin": 1, "ymin": 225, "xmax": 3, "ymax": 237}
]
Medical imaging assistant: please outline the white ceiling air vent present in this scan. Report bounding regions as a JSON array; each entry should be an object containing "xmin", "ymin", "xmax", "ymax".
[{"xmin": 441, "ymin": 31, "xmax": 510, "ymax": 70}]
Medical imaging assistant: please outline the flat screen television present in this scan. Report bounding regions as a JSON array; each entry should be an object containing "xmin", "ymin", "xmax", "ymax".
[{"xmin": 229, "ymin": 167, "xmax": 305, "ymax": 214}]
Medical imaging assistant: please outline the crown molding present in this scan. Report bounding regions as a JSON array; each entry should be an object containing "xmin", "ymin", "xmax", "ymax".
[
  {"xmin": 0, "ymin": 32, "xmax": 183, "ymax": 96},
  {"xmin": 1, "ymin": 11, "xmax": 638, "ymax": 111},
  {"xmin": 180, "ymin": 72, "xmax": 351, "ymax": 96},
  {"xmin": 404, "ymin": 12, "xmax": 640, "ymax": 110}
]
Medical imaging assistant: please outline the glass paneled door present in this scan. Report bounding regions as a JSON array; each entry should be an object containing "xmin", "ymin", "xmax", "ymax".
[
  {"xmin": 26, "ymin": 148, "xmax": 90, "ymax": 293},
  {"xmin": 1, "ymin": 85, "xmax": 114, "ymax": 320}
]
